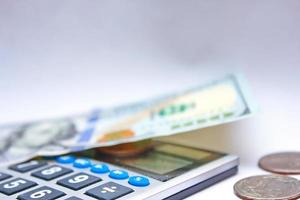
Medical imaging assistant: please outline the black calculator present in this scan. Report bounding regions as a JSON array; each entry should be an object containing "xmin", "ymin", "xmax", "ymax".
[{"xmin": 0, "ymin": 141, "xmax": 238, "ymax": 200}]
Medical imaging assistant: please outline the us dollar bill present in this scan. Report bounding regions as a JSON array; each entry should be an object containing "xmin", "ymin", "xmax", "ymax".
[
  {"xmin": 64, "ymin": 74, "xmax": 255, "ymax": 148},
  {"xmin": 0, "ymin": 74, "xmax": 256, "ymax": 165}
]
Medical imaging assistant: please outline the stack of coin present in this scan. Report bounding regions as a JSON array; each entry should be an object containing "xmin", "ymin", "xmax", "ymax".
[{"xmin": 234, "ymin": 152, "xmax": 300, "ymax": 200}]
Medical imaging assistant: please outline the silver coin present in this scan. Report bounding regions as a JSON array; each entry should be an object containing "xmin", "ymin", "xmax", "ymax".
[{"xmin": 234, "ymin": 175, "xmax": 300, "ymax": 200}]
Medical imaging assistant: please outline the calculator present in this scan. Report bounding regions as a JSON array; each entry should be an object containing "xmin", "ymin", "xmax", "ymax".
[{"xmin": 0, "ymin": 141, "xmax": 238, "ymax": 200}]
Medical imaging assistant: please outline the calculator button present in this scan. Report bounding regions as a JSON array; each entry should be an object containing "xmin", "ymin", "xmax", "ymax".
[
  {"xmin": 128, "ymin": 176, "xmax": 150, "ymax": 187},
  {"xmin": 17, "ymin": 186, "xmax": 65, "ymax": 200},
  {"xmin": 91, "ymin": 164, "xmax": 110, "ymax": 174},
  {"xmin": 56, "ymin": 156, "xmax": 75, "ymax": 164},
  {"xmin": 65, "ymin": 197, "xmax": 83, "ymax": 200},
  {"xmin": 57, "ymin": 172, "xmax": 101, "ymax": 190},
  {"xmin": 85, "ymin": 181, "xmax": 134, "ymax": 200},
  {"xmin": 31, "ymin": 165, "xmax": 73, "ymax": 181},
  {"xmin": 9, "ymin": 160, "xmax": 47, "ymax": 173},
  {"xmin": 109, "ymin": 170, "xmax": 129, "ymax": 180},
  {"xmin": 73, "ymin": 158, "xmax": 91, "ymax": 168},
  {"xmin": 0, "ymin": 172, "xmax": 12, "ymax": 181},
  {"xmin": 0, "ymin": 178, "xmax": 37, "ymax": 195}
]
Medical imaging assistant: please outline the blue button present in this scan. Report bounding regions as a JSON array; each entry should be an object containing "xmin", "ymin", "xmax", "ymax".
[
  {"xmin": 56, "ymin": 156, "xmax": 75, "ymax": 164},
  {"xmin": 73, "ymin": 158, "xmax": 91, "ymax": 168},
  {"xmin": 109, "ymin": 170, "xmax": 129, "ymax": 180},
  {"xmin": 91, "ymin": 164, "xmax": 110, "ymax": 174},
  {"xmin": 128, "ymin": 176, "xmax": 150, "ymax": 187}
]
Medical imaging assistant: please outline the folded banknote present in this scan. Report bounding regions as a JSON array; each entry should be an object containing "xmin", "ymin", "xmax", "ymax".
[{"xmin": 0, "ymin": 74, "xmax": 256, "ymax": 165}]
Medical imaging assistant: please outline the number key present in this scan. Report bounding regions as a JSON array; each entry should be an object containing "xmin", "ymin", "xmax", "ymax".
[
  {"xmin": 9, "ymin": 160, "xmax": 47, "ymax": 173},
  {"xmin": 57, "ymin": 172, "xmax": 101, "ymax": 190},
  {"xmin": 17, "ymin": 186, "xmax": 65, "ymax": 200},
  {"xmin": 0, "ymin": 178, "xmax": 37, "ymax": 195},
  {"xmin": 31, "ymin": 165, "xmax": 73, "ymax": 181}
]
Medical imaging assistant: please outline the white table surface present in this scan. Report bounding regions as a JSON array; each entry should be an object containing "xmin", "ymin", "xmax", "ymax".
[{"xmin": 1, "ymin": 1, "xmax": 300, "ymax": 199}]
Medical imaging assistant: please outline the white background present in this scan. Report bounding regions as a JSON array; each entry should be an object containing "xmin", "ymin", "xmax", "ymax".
[{"xmin": 1, "ymin": 1, "xmax": 300, "ymax": 199}]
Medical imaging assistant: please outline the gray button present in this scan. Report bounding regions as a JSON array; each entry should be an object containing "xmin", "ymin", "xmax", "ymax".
[
  {"xmin": 0, "ymin": 178, "xmax": 37, "ymax": 195},
  {"xmin": 31, "ymin": 165, "xmax": 73, "ymax": 181},
  {"xmin": 0, "ymin": 172, "xmax": 12, "ymax": 182},
  {"xmin": 57, "ymin": 172, "xmax": 101, "ymax": 190},
  {"xmin": 10, "ymin": 160, "xmax": 47, "ymax": 173},
  {"xmin": 18, "ymin": 186, "xmax": 65, "ymax": 200},
  {"xmin": 85, "ymin": 182, "xmax": 134, "ymax": 200},
  {"xmin": 65, "ymin": 197, "xmax": 83, "ymax": 200}
]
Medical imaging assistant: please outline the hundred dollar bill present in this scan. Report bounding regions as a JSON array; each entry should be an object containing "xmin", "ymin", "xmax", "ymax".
[
  {"xmin": 64, "ymin": 74, "xmax": 255, "ymax": 149},
  {"xmin": 0, "ymin": 104, "xmax": 156, "ymax": 165},
  {"xmin": 0, "ymin": 74, "xmax": 256, "ymax": 165}
]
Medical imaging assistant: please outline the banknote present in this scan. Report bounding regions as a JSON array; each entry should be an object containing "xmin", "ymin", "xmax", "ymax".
[
  {"xmin": 64, "ymin": 74, "xmax": 255, "ymax": 148},
  {"xmin": 0, "ymin": 108, "xmax": 149, "ymax": 165},
  {"xmin": 0, "ymin": 74, "xmax": 256, "ymax": 165}
]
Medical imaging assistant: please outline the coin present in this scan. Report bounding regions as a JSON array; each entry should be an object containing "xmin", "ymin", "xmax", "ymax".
[
  {"xmin": 234, "ymin": 175, "xmax": 300, "ymax": 200},
  {"xmin": 259, "ymin": 152, "xmax": 300, "ymax": 174},
  {"xmin": 96, "ymin": 140, "xmax": 154, "ymax": 158}
]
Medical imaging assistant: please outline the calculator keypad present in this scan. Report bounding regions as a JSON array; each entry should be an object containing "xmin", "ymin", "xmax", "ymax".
[
  {"xmin": 0, "ymin": 172, "xmax": 12, "ymax": 182},
  {"xmin": 31, "ymin": 165, "xmax": 73, "ymax": 181},
  {"xmin": 85, "ymin": 182, "xmax": 134, "ymax": 200},
  {"xmin": 57, "ymin": 172, "xmax": 102, "ymax": 190},
  {"xmin": 17, "ymin": 186, "xmax": 65, "ymax": 200},
  {"xmin": 1, "ymin": 156, "xmax": 153, "ymax": 199},
  {"xmin": 0, "ymin": 178, "xmax": 37, "ymax": 195},
  {"xmin": 9, "ymin": 160, "xmax": 47, "ymax": 173}
]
